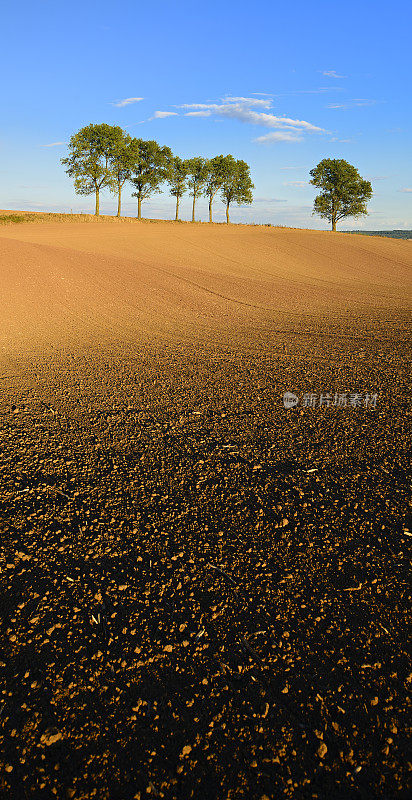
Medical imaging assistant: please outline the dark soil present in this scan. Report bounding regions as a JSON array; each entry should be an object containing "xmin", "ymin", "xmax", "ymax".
[{"xmin": 0, "ymin": 326, "xmax": 411, "ymax": 799}]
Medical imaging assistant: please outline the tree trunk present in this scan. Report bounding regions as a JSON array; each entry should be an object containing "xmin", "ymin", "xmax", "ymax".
[
  {"xmin": 175, "ymin": 195, "xmax": 179, "ymax": 221},
  {"xmin": 192, "ymin": 195, "xmax": 196, "ymax": 223},
  {"xmin": 332, "ymin": 218, "xmax": 336, "ymax": 231},
  {"xmin": 95, "ymin": 188, "xmax": 100, "ymax": 216},
  {"xmin": 226, "ymin": 202, "xmax": 230, "ymax": 224},
  {"xmin": 209, "ymin": 197, "xmax": 213, "ymax": 223},
  {"xmin": 137, "ymin": 196, "xmax": 142, "ymax": 220},
  {"xmin": 117, "ymin": 184, "xmax": 121, "ymax": 218}
]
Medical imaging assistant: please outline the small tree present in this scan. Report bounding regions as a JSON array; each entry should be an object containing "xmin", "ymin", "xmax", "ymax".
[
  {"xmin": 110, "ymin": 135, "xmax": 140, "ymax": 217},
  {"xmin": 186, "ymin": 157, "xmax": 208, "ymax": 222},
  {"xmin": 130, "ymin": 140, "xmax": 173, "ymax": 220},
  {"xmin": 61, "ymin": 123, "xmax": 123, "ymax": 216},
  {"xmin": 205, "ymin": 155, "xmax": 230, "ymax": 223},
  {"xmin": 310, "ymin": 158, "xmax": 372, "ymax": 231},
  {"xmin": 167, "ymin": 156, "xmax": 188, "ymax": 221},
  {"xmin": 220, "ymin": 157, "xmax": 254, "ymax": 223}
]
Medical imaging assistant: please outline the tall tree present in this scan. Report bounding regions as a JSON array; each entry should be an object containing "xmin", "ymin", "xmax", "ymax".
[
  {"xmin": 110, "ymin": 135, "xmax": 140, "ymax": 217},
  {"xmin": 186, "ymin": 157, "xmax": 208, "ymax": 222},
  {"xmin": 130, "ymin": 140, "xmax": 173, "ymax": 220},
  {"xmin": 220, "ymin": 157, "xmax": 254, "ymax": 223},
  {"xmin": 167, "ymin": 156, "xmax": 188, "ymax": 221},
  {"xmin": 205, "ymin": 155, "xmax": 230, "ymax": 223},
  {"xmin": 310, "ymin": 159, "xmax": 372, "ymax": 231},
  {"xmin": 61, "ymin": 123, "xmax": 123, "ymax": 216}
]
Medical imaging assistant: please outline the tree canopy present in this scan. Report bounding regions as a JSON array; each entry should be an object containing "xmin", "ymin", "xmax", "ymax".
[
  {"xmin": 310, "ymin": 159, "xmax": 372, "ymax": 231},
  {"xmin": 204, "ymin": 155, "xmax": 232, "ymax": 223},
  {"xmin": 130, "ymin": 140, "xmax": 173, "ymax": 220},
  {"xmin": 61, "ymin": 123, "xmax": 124, "ymax": 216},
  {"xmin": 109, "ymin": 134, "xmax": 140, "ymax": 217},
  {"xmin": 220, "ymin": 157, "xmax": 254, "ymax": 223},
  {"xmin": 186, "ymin": 157, "xmax": 209, "ymax": 222},
  {"xmin": 167, "ymin": 157, "xmax": 189, "ymax": 221}
]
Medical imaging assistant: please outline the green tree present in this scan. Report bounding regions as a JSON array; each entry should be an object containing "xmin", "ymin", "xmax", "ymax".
[
  {"xmin": 310, "ymin": 158, "xmax": 372, "ymax": 231},
  {"xmin": 167, "ymin": 156, "xmax": 189, "ymax": 221},
  {"xmin": 110, "ymin": 134, "xmax": 140, "ymax": 217},
  {"xmin": 186, "ymin": 157, "xmax": 208, "ymax": 222},
  {"xmin": 61, "ymin": 123, "xmax": 124, "ymax": 216},
  {"xmin": 130, "ymin": 140, "xmax": 173, "ymax": 220},
  {"xmin": 205, "ymin": 155, "xmax": 231, "ymax": 223},
  {"xmin": 220, "ymin": 157, "xmax": 254, "ymax": 223}
]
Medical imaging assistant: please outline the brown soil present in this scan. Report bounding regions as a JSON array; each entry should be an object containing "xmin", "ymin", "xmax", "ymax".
[{"xmin": 0, "ymin": 220, "xmax": 411, "ymax": 799}]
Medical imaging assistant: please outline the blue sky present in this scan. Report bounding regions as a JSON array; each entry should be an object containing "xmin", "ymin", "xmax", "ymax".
[{"xmin": 1, "ymin": 0, "xmax": 411, "ymax": 228}]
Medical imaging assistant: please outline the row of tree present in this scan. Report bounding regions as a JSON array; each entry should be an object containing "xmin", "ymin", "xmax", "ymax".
[
  {"xmin": 61, "ymin": 124, "xmax": 373, "ymax": 230},
  {"xmin": 61, "ymin": 124, "xmax": 254, "ymax": 222}
]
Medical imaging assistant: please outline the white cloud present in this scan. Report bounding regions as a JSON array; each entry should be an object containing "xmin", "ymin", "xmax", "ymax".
[
  {"xmin": 280, "ymin": 165, "xmax": 307, "ymax": 170},
  {"xmin": 399, "ymin": 187, "xmax": 412, "ymax": 193},
  {"xmin": 179, "ymin": 98, "xmax": 324, "ymax": 145},
  {"xmin": 112, "ymin": 97, "xmax": 144, "ymax": 108},
  {"xmin": 41, "ymin": 142, "xmax": 67, "ymax": 147},
  {"xmin": 184, "ymin": 110, "xmax": 211, "ymax": 117},
  {"xmin": 183, "ymin": 96, "xmax": 272, "ymax": 109},
  {"xmin": 152, "ymin": 111, "xmax": 178, "ymax": 118},
  {"xmin": 283, "ymin": 181, "xmax": 308, "ymax": 187},
  {"xmin": 352, "ymin": 98, "xmax": 377, "ymax": 107},
  {"xmin": 322, "ymin": 70, "xmax": 346, "ymax": 78},
  {"xmin": 254, "ymin": 131, "xmax": 303, "ymax": 143},
  {"xmin": 327, "ymin": 98, "xmax": 377, "ymax": 110},
  {"xmin": 221, "ymin": 95, "xmax": 273, "ymax": 108}
]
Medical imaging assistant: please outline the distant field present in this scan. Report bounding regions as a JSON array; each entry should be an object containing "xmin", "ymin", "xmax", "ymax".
[{"xmin": 348, "ymin": 229, "xmax": 412, "ymax": 239}]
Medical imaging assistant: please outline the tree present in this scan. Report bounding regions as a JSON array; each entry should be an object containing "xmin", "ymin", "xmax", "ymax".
[
  {"xmin": 61, "ymin": 123, "xmax": 123, "ymax": 216},
  {"xmin": 109, "ymin": 135, "xmax": 140, "ymax": 217},
  {"xmin": 167, "ymin": 156, "xmax": 188, "ymax": 221},
  {"xmin": 220, "ymin": 157, "xmax": 254, "ymax": 223},
  {"xmin": 205, "ymin": 155, "xmax": 230, "ymax": 223},
  {"xmin": 186, "ymin": 157, "xmax": 208, "ymax": 222},
  {"xmin": 310, "ymin": 159, "xmax": 372, "ymax": 231},
  {"xmin": 130, "ymin": 140, "xmax": 173, "ymax": 220}
]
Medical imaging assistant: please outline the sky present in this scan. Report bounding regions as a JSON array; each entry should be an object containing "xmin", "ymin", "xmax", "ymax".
[{"xmin": 1, "ymin": 0, "xmax": 411, "ymax": 229}]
